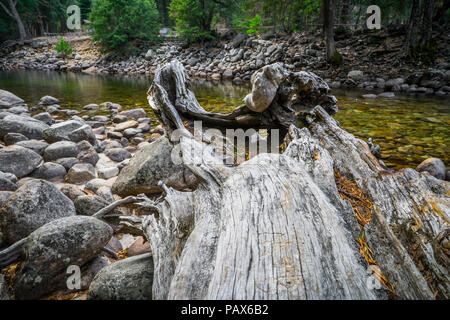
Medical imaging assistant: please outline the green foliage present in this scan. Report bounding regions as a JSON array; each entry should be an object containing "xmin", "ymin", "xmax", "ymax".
[
  {"xmin": 79, "ymin": 0, "xmax": 92, "ymax": 20},
  {"xmin": 169, "ymin": 0, "xmax": 219, "ymax": 42},
  {"xmin": 244, "ymin": 15, "xmax": 262, "ymax": 34},
  {"xmin": 55, "ymin": 38, "xmax": 73, "ymax": 57},
  {"xmin": 89, "ymin": 0, "xmax": 161, "ymax": 53}
]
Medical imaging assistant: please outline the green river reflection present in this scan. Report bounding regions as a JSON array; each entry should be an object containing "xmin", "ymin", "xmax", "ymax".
[{"xmin": 0, "ymin": 70, "xmax": 448, "ymax": 170}]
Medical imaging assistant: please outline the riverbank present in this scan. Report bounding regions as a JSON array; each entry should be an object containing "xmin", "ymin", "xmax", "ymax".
[
  {"xmin": 0, "ymin": 69, "xmax": 449, "ymax": 170},
  {"xmin": 1, "ymin": 28, "xmax": 449, "ymax": 98}
]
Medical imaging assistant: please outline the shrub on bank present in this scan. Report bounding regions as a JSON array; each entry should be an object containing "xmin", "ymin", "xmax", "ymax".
[{"xmin": 55, "ymin": 38, "xmax": 73, "ymax": 58}]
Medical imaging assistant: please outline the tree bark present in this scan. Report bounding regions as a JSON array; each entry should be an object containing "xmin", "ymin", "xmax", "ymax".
[
  {"xmin": 0, "ymin": 0, "xmax": 28, "ymax": 40},
  {"xmin": 403, "ymin": 0, "xmax": 420, "ymax": 57},
  {"xmin": 141, "ymin": 60, "xmax": 449, "ymax": 300},
  {"xmin": 323, "ymin": 0, "xmax": 336, "ymax": 61},
  {"xmin": 420, "ymin": 0, "xmax": 435, "ymax": 46},
  {"xmin": 339, "ymin": 0, "xmax": 350, "ymax": 25}
]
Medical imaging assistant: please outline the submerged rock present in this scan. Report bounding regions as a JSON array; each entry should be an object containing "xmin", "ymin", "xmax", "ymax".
[
  {"xmin": 0, "ymin": 89, "xmax": 24, "ymax": 108},
  {"xmin": 0, "ymin": 179, "xmax": 76, "ymax": 244},
  {"xmin": 14, "ymin": 216, "xmax": 112, "ymax": 300},
  {"xmin": 118, "ymin": 108, "xmax": 147, "ymax": 120},
  {"xmin": 88, "ymin": 253, "xmax": 153, "ymax": 300},
  {"xmin": 38, "ymin": 95, "xmax": 60, "ymax": 106}
]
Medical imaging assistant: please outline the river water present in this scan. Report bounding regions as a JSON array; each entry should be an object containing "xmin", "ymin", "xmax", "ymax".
[{"xmin": 0, "ymin": 69, "xmax": 448, "ymax": 170}]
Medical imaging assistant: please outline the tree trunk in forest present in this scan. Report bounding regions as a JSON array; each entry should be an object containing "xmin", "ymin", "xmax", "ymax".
[
  {"xmin": 434, "ymin": 1, "xmax": 450, "ymax": 26},
  {"xmin": 0, "ymin": 0, "xmax": 28, "ymax": 40},
  {"xmin": 354, "ymin": 4, "xmax": 363, "ymax": 30},
  {"xmin": 323, "ymin": 0, "xmax": 336, "ymax": 62},
  {"xmin": 339, "ymin": 0, "xmax": 350, "ymax": 25},
  {"xmin": 403, "ymin": 0, "xmax": 421, "ymax": 57},
  {"xmin": 420, "ymin": 0, "xmax": 435, "ymax": 46},
  {"xmin": 139, "ymin": 60, "xmax": 449, "ymax": 300}
]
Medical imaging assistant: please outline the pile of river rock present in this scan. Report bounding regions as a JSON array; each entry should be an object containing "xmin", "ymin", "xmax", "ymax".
[
  {"xmin": 0, "ymin": 88, "xmax": 168, "ymax": 300},
  {"xmin": 1, "ymin": 33, "xmax": 449, "ymax": 98},
  {"xmin": 0, "ymin": 84, "xmax": 448, "ymax": 300}
]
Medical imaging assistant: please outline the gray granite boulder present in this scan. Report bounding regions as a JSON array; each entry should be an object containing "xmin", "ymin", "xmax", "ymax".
[
  {"xmin": 15, "ymin": 140, "xmax": 49, "ymax": 155},
  {"xmin": 0, "ymin": 171, "xmax": 18, "ymax": 191},
  {"xmin": 118, "ymin": 108, "xmax": 147, "ymax": 120},
  {"xmin": 42, "ymin": 120, "xmax": 84, "ymax": 143},
  {"xmin": 0, "ymin": 115, "xmax": 49, "ymax": 140},
  {"xmin": 13, "ymin": 216, "xmax": 112, "ymax": 300},
  {"xmin": 4, "ymin": 132, "xmax": 28, "ymax": 145},
  {"xmin": 66, "ymin": 163, "xmax": 96, "ymax": 184},
  {"xmin": 112, "ymin": 137, "xmax": 197, "ymax": 196},
  {"xmin": 30, "ymin": 162, "xmax": 66, "ymax": 180},
  {"xmin": 56, "ymin": 157, "xmax": 80, "ymax": 170},
  {"xmin": 0, "ymin": 145, "xmax": 43, "ymax": 178},
  {"xmin": 77, "ymin": 140, "xmax": 99, "ymax": 166},
  {"xmin": 88, "ymin": 253, "xmax": 153, "ymax": 300},
  {"xmin": 104, "ymin": 148, "xmax": 131, "ymax": 162},
  {"xmin": 0, "ymin": 89, "xmax": 24, "ymax": 108},
  {"xmin": 38, "ymin": 95, "xmax": 60, "ymax": 106},
  {"xmin": 74, "ymin": 195, "xmax": 109, "ymax": 216},
  {"xmin": 43, "ymin": 141, "xmax": 79, "ymax": 161},
  {"xmin": 416, "ymin": 158, "xmax": 446, "ymax": 180},
  {"xmin": 0, "ymin": 179, "xmax": 76, "ymax": 244}
]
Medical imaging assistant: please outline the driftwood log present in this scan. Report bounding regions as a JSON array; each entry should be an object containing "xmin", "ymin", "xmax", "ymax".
[{"xmin": 141, "ymin": 60, "xmax": 449, "ymax": 300}]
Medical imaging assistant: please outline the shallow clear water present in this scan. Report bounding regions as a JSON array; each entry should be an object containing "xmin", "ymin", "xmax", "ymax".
[{"xmin": 0, "ymin": 70, "xmax": 448, "ymax": 170}]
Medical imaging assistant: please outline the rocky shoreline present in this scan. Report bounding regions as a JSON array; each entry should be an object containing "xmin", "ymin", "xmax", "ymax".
[
  {"xmin": 1, "ymin": 30, "xmax": 449, "ymax": 98},
  {"xmin": 0, "ymin": 89, "xmax": 164, "ymax": 300}
]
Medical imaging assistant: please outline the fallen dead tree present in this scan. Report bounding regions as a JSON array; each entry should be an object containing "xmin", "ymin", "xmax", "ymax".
[{"xmin": 139, "ymin": 60, "xmax": 449, "ymax": 300}]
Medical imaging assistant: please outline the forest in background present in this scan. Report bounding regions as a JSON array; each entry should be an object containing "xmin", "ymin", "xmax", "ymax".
[{"xmin": 0, "ymin": 0, "xmax": 449, "ymax": 57}]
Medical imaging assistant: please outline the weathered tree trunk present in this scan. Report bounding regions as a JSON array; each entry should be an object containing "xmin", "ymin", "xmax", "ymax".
[
  {"xmin": 323, "ymin": 0, "xmax": 336, "ymax": 61},
  {"xmin": 339, "ymin": 0, "xmax": 350, "ymax": 25},
  {"xmin": 403, "ymin": 0, "xmax": 421, "ymax": 57},
  {"xmin": 141, "ymin": 60, "xmax": 449, "ymax": 300},
  {"xmin": 0, "ymin": 0, "xmax": 28, "ymax": 40},
  {"xmin": 419, "ymin": 0, "xmax": 435, "ymax": 46}
]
